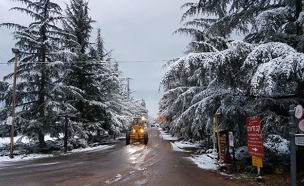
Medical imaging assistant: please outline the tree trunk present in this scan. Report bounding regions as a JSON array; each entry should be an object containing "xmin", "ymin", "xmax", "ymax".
[
  {"xmin": 39, "ymin": 133, "xmax": 45, "ymax": 148},
  {"xmin": 297, "ymin": 81, "xmax": 304, "ymax": 98},
  {"xmin": 295, "ymin": 0, "xmax": 302, "ymax": 20},
  {"xmin": 38, "ymin": 21, "xmax": 47, "ymax": 148}
]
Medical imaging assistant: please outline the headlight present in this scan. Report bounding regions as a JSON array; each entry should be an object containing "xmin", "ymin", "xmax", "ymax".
[
  {"xmin": 142, "ymin": 116, "xmax": 145, "ymax": 121},
  {"xmin": 133, "ymin": 129, "xmax": 135, "ymax": 133},
  {"xmin": 140, "ymin": 129, "xmax": 144, "ymax": 133}
]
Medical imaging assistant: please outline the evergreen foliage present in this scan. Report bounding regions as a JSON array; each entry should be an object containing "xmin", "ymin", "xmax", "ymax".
[
  {"xmin": 176, "ymin": 0, "xmax": 304, "ymax": 53},
  {"xmin": 0, "ymin": 0, "xmax": 148, "ymax": 148},
  {"xmin": 0, "ymin": 0, "xmax": 75, "ymax": 147},
  {"xmin": 159, "ymin": 0, "xmax": 304, "ymax": 158}
]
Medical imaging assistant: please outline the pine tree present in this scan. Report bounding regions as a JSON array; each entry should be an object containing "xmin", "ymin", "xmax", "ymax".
[
  {"xmin": 62, "ymin": 0, "xmax": 137, "ymax": 139},
  {"xmin": 62, "ymin": 0, "xmax": 98, "ymax": 132},
  {"xmin": 176, "ymin": 1, "xmax": 304, "ymax": 53},
  {"xmin": 159, "ymin": 0, "xmax": 304, "ymax": 151},
  {"xmin": 96, "ymin": 28, "xmax": 105, "ymax": 61},
  {"xmin": 0, "ymin": 0, "xmax": 76, "ymax": 147},
  {"xmin": 244, "ymin": 0, "xmax": 304, "ymax": 52},
  {"xmin": 174, "ymin": 1, "xmax": 232, "ymax": 53}
]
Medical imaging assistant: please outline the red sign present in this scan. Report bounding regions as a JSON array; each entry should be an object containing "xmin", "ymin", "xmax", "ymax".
[
  {"xmin": 299, "ymin": 119, "xmax": 304, "ymax": 133},
  {"xmin": 246, "ymin": 116, "xmax": 264, "ymax": 158}
]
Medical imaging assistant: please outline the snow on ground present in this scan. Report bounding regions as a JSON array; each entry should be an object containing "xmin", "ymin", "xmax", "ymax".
[
  {"xmin": 158, "ymin": 128, "xmax": 178, "ymax": 141},
  {"xmin": 1, "ymin": 129, "xmax": 220, "ymax": 172},
  {"xmin": 0, "ymin": 134, "xmax": 66, "ymax": 146},
  {"xmin": 0, "ymin": 135, "xmax": 112, "ymax": 162},
  {"xmin": 0, "ymin": 135, "xmax": 31, "ymax": 145},
  {"xmin": 158, "ymin": 128, "xmax": 219, "ymax": 171},
  {"xmin": 0, "ymin": 152, "xmax": 54, "ymax": 162},
  {"xmin": 188, "ymin": 149, "xmax": 219, "ymax": 170},
  {"xmin": 171, "ymin": 141, "xmax": 189, "ymax": 152}
]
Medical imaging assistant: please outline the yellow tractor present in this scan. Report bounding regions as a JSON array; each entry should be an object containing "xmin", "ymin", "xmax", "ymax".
[{"xmin": 126, "ymin": 116, "xmax": 148, "ymax": 145}]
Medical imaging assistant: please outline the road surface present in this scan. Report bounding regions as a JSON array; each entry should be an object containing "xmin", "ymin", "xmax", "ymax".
[{"xmin": 0, "ymin": 128, "xmax": 237, "ymax": 186}]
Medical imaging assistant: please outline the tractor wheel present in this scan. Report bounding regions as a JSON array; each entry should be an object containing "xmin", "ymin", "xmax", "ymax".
[
  {"xmin": 144, "ymin": 132, "xmax": 148, "ymax": 145},
  {"xmin": 126, "ymin": 131, "xmax": 130, "ymax": 145}
]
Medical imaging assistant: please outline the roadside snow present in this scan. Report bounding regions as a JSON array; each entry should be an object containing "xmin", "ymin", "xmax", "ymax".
[
  {"xmin": 171, "ymin": 141, "xmax": 187, "ymax": 152},
  {"xmin": 2, "ymin": 129, "xmax": 220, "ymax": 172},
  {"xmin": 0, "ymin": 135, "xmax": 31, "ymax": 146},
  {"xmin": 188, "ymin": 149, "xmax": 219, "ymax": 170},
  {"xmin": 158, "ymin": 128, "xmax": 219, "ymax": 171},
  {"xmin": 0, "ymin": 153, "xmax": 54, "ymax": 162},
  {"xmin": 158, "ymin": 128, "xmax": 178, "ymax": 140},
  {"xmin": 0, "ymin": 135, "xmax": 112, "ymax": 162}
]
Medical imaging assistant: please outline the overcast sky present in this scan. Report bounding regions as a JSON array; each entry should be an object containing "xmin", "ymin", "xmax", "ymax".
[{"xmin": 0, "ymin": 0, "xmax": 190, "ymax": 118}]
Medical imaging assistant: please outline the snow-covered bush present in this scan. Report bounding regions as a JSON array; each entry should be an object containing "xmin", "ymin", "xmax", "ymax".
[
  {"xmin": 235, "ymin": 146, "xmax": 250, "ymax": 162},
  {"xmin": 264, "ymin": 135, "xmax": 290, "ymax": 165},
  {"xmin": 69, "ymin": 138, "xmax": 88, "ymax": 149}
]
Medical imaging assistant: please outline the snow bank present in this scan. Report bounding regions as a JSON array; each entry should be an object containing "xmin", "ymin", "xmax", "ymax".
[
  {"xmin": 0, "ymin": 135, "xmax": 112, "ymax": 162},
  {"xmin": 158, "ymin": 128, "xmax": 219, "ymax": 171},
  {"xmin": 189, "ymin": 149, "xmax": 219, "ymax": 170},
  {"xmin": 158, "ymin": 128, "xmax": 178, "ymax": 141}
]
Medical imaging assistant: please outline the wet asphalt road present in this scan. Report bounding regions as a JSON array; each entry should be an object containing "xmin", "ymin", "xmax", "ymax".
[{"xmin": 0, "ymin": 128, "xmax": 237, "ymax": 186}]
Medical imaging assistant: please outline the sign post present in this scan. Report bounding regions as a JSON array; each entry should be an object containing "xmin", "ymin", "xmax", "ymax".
[
  {"xmin": 214, "ymin": 113, "xmax": 222, "ymax": 164},
  {"xmin": 246, "ymin": 116, "xmax": 264, "ymax": 176},
  {"xmin": 289, "ymin": 105, "xmax": 297, "ymax": 186}
]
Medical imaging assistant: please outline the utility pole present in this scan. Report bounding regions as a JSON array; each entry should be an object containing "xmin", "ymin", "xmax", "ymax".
[
  {"xmin": 289, "ymin": 105, "xmax": 297, "ymax": 186},
  {"xmin": 10, "ymin": 48, "xmax": 19, "ymax": 159},
  {"xmin": 126, "ymin": 77, "xmax": 131, "ymax": 99}
]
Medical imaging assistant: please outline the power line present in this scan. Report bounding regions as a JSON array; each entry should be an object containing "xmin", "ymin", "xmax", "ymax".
[
  {"xmin": 0, "ymin": 59, "xmax": 171, "ymax": 65},
  {"xmin": 114, "ymin": 60, "xmax": 169, "ymax": 63}
]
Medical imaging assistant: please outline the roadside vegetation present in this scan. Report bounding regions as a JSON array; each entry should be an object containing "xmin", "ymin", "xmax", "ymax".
[
  {"xmin": 0, "ymin": 0, "xmax": 147, "ymax": 150},
  {"xmin": 158, "ymin": 0, "xmax": 304, "ymax": 175}
]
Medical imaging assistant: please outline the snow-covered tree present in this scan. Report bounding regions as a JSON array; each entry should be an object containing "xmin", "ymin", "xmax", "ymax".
[
  {"xmin": 61, "ymin": 0, "xmax": 102, "ymax": 138},
  {"xmin": 0, "ymin": 0, "xmax": 78, "ymax": 147},
  {"xmin": 177, "ymin": 1, "xmax": 304, "ymax": 53},
  {"xmin": 0, "ymin": 0, "xmax": 150, "ymax": 149},
  {"xmin": 174, "ymin": 1, "xmax": 230, "ymax": 53},
  {"xmin": 244, "ymin": 0, "xmax": 304, "ymax": 53},
  {"xmin": 160, "ymin": 40, "xmax": 304, "ymax": 148},
  {"xmin": 160, "ymin": 0, "xmax": 304, "ymax": 152},
  {"xmin": 61, "ymin": 0, "xmax": 145, "ymax": 139},
  {"xmin": 96, "ymin": 28, "xmax": 105, "ymax": 61}
]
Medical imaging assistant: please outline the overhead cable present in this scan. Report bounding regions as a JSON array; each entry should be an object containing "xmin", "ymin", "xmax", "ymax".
[{"xmin": 0, "ymin": 59, "xmax": 171, "ymax": 65}]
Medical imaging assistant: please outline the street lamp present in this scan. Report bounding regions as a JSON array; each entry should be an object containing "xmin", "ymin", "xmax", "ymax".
[{"xmin": 10, "ymin": 48, "xmax": 19, "ymax": 159}]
